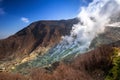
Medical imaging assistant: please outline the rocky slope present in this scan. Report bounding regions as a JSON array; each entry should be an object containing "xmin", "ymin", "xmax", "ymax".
[
  {"xmin": 90, "ymin": 27, "xmax": 120, "ymax": 48},
  {"xmin": 0, "ymin": 42, "xmax": 120, "ymax": 80}
]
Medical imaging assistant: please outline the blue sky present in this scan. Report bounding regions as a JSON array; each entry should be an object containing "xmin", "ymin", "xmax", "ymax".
[{"xmin": 0, "ymin": 0, "xmax": 92, "ymax": 39}]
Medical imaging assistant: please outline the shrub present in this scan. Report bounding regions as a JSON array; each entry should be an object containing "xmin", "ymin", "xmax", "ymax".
[
  {"xmin": 105, "ymin": 48, "xmax": 120, "ymax": 80},
  {"xmin": 30, "ymin": 63, "xmax": 93, "ymax": 80},
  {"xmin": 72, "ymin": 45, "xmax": 114, "ymax": 71}
]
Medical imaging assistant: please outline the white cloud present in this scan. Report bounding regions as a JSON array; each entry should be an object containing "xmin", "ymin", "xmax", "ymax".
[
  {"xmin": 0, "ymin": 8, "xmax": 5, "ymax": 15},
  {"xmin": 21, "ymin": 17, "xmax": 29, "ymax": 23}
]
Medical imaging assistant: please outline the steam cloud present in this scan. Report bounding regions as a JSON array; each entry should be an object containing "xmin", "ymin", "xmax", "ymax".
[{"xmin": 48, "ymin": 0, "xmax": 120, "ymax": 60}]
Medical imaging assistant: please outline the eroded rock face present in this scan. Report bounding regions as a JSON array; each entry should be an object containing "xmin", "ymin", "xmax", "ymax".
[
  {"xmin": 90, "ymin": 27, "xmax": 120, "ymax": 48},
  {"xmin": 0, "ymin": 18, "xmax": 79, "ymax": 60}
]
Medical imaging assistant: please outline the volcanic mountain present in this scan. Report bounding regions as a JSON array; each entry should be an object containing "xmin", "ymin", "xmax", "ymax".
[
  {"xmin": 0, "ymin": 17, "xmax": 120, "ymax": 80},
  {"xmin": 0, "ymin": 18, "xmax": 79, "ymax": 60},
  {"xmin": 0, "ymin": 18, "xmax": 120, "ymax": 61}
]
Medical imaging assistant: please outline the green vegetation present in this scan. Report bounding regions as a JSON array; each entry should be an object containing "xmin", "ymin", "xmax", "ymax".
[{"xmin": 105, "ymin": 48, "xmax": 120, "ymax": 80}]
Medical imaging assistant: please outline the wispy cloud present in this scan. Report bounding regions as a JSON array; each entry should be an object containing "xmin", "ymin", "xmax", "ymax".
[
  {"xmin": 21, "ymin": 17, "xmax": 30, "ymax": 23},
  {"xmin": 0, "ymin": 8, "xmax": 5, "ymax": 15},
  {"xmin": 0, "ymin": 0, "xmax": 3, "ymax": 2}
]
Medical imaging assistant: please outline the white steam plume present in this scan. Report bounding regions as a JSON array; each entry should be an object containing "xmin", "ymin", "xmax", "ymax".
[
  {"xmin": 69, "ymin": 0, "xmax": 120, "ymax": 51},
  {"xmin": 47, "ymin": 0, "xmax": 120, "ymax": 60}
]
